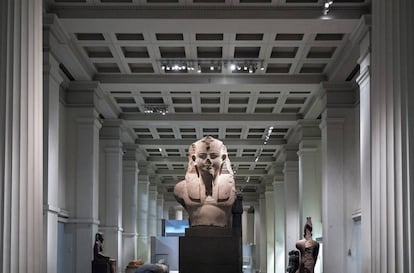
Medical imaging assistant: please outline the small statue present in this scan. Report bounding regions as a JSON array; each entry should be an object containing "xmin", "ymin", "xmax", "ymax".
[
  {"xmin": 93, "ymin": 232, "xmax": 116, "ymax": 273},
  {"xmin": 174, "ymin": 136, "xmax": 237, "ymax": 227},
  {"xmin": 295, "ymin": 217, "xmax": 320, "ymax": 273},
  {"xmin": 94, "ymin": 232, "xmax": 109, "ymax": 261},
  {"xmin": 286, "ymin": 250, "xmax": 299, "ymax": 273}
]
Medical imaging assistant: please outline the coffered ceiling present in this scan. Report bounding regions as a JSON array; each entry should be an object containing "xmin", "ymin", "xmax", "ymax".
[{"xmin": 44, "ymin": 0, "xmax": 369, "ymax": 203}]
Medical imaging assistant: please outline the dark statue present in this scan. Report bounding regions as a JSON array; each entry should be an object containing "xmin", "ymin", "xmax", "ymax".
[
  {"xmin": 295, "ymin": 217, "xmax": 320, "ymax": 273},
  {"xmin": 92, "ymin": 232, "xmax": 116, "ymax": 273},
  {"xmin": 286, "ymin": 250, "xmax": 300, "ymax": 273}
]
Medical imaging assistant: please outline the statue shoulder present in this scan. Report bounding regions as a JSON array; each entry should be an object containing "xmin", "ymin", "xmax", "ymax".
[
  {"xmin": 296, "ymin": 239, "xmax": 305, "ymax": 250},
  {"xmin": 174, "ymin": 180, "xmax": 186, "ymax": 197}
]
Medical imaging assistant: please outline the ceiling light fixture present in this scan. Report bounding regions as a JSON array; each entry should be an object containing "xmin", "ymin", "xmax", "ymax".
[
  {"xmin": 143, "ymin": 104, "xmax": 169, "ymax": 115},
  {"xmin": 159, "ymin": 59, "xmax": 263, "ymax": 74},
  {"xmin": 323, "ymin": 0, "xmax": 334, "ymax": 15}
]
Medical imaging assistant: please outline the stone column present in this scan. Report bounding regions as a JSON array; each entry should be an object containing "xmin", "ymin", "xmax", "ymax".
[
  {"xmin": 148, "ymin": 184, "xmax": 158, "ymax": 238},
  {"xmin": 355, "ymin": 16, "xmax": 371, "ymax": 273},
  {"xmin": 264, "ymin": 178, "xmax": 275, "ymax": 273},
  {"xmin": 137, "ymin": 162, "xmax": 150, "ymax": 261},
  {"xmin": 258, "ymin": 194, "xmax": 267, "ymax": 273},
  {"xmin": 370, "ymin": 1, "xmax": 414, "ymax": 272},
  {"xmin": 66, "ymin": 82, "xmax": 102, "ymax": 273},
  {"xmin": 273, "ymin": 164, "xmax": 285, "ymax": 273},
  {"xmin": 99, "ymin": 119, "xmax": 124, "ymax": 273},
  {"xmin": 122, "ymin": 144, "xmax": 139, "ymax": 268},
  {"xmin": 175, "ymin": 206, "xmax": 184, "ymax": 220},
  {"xmin": 157, "ymin": 194, "xmax": 164, "ymax": 236},
  {"xmin": 43, "ymin": 43, "xmax": 64, "ymax": 273},
  {"xmin": 319, "ymin": 82, "xmax": 355, "ymax": 273},
  {"xmin": 297, "ymin": 120, "xmax": 322, "ymax": 239},
  {"xmin": 242, "ymin": 206, "xmax": 254, "ymax": 245},
  {"xmin": 282, "ymin": 145, "xmax": 300, "ymax": 261},
  {"xmin": 0, "ymin": 0, "xmax": 43, "ymax": 272}
]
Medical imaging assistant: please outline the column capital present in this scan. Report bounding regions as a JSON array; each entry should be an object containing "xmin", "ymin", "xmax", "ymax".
[
  {"xmin": 65, "ymin": 81, "xmax": 119, "ymax": 119},
  {"xmin": 149, "ymin": 184, "xmax": 158, "ymax": 192},
  {"xmin": 288, "ymin": 119, "xmax": 321, "ymax": 144},
  {"xmin": 100, "ymin": 119, "xmax": 124, "ymax": 140},
  {"xmin": 320, "ymin": 81, "xmax": 357, "ymax": 108},
  {"xmin": 283, "ymin": 161, "xmax": 299, "ymax": 174},
  {"xmin": 298, "ymin": 139, "xmax": 321, "ymax": 155},
  {"xmin": 138, "ymin": 161, "xmax": 154, "ymax": 176},
  {"xmin": 123, "ymin": 144, "xmax": 140, "ymax": 173},
  {"xmin": 267, "ymin": 162, "xmax": 284, "ymax": 180},
  {"xmin": 263, "ymin": 176, "xmax": 275, "ymax": 191},
  {"xmin": 43, "ymin": 52, "xmax": 64, "ymax": 85},
  {"xmin": 350, "ymin": 15, "xmax": 371, "ymax": 49},
  {"xmin": 277, "ymin": 144, "xmax": 299, "ymax": 162},
  {"xmin": 272, "ymin": 180, "xmax": 284, "ymax": 188},
  {"xmin": 319, "ymin": 116, "xmax": 346, "ymax": 131},
  {"xmin": 75, "ymin": 113, "xmax": 102, "ymax": 130},
  {"xmin": 138, "ymin": 174, "xmax": 150, "ymax": 185}
]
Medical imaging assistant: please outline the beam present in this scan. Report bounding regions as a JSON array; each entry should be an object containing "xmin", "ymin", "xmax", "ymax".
[
  {"xmin": 122, "ymin": 113, "xmax": 299, "ymax": 127},
  {"xmin": 156, "ymin": 169, "xmax": 268, "ymax": 175},
  {"xmin": 50, "ymin": 6, "xmax": 368, "ymax": 20},
  {"xmin": 96, "ymin": 74, "xmax": 325, "ymax": 86},
  {"xmin": 136, "ymin": 138, "xmax": 285, "ymax": 147},
  {"xmin": 147, "ymin": 156, "xmax": 275, "ymax": 163}
]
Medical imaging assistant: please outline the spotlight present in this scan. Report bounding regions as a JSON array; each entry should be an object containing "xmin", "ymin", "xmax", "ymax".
[
  {"xmin": 230, "ymin": 64, "xmax": 236, "ymax": 71},
  {"xmin": 248, "ymin": 65, "xmax": 255, "ymax": 74},
  {"xmin": 323, "ymin": 0, "xmax": 334, "ymax": 15}
]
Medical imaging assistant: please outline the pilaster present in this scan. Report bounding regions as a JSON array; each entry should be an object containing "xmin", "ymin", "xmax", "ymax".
[
  {"xmin": 99, "ymin": 119, "xmax": 124, "ymax": 273},
  {"xmin": 174, "ymin": 205, "xmax": 184, "ymax": 220},
  {"xmin": 296, "ymin": 120, "xmax": 322, "ymax": 240},
  {"xmin": 148, "ymin": 184, "xmax": 158, "ymax": 238},
  {"xmin": 122, "ymin": 144, "xmax": 139, "ymax": 269},
  {"xmin": 242, "ymin": 206, "xmax": 254, "ymax": 245},
  {"xmin": 370, "ymin": 0, "xmax": 414, "ymax": 271},
  {"xmin": 279, "ymin": 145, "xmax": 300, "ymax": 263},
  {"xmin": 272, "ymin": 163, "xmax": 285, "ymax": 273},
  {"xmin": 0, "ymin": 0, "xmax": 43, "ymax": 272},
  {"xmin": 157, "ymin": 194, "xmax": 165, "ymax": 236},
  {"xmin": 258, "ymin": 194, "xmax": 267, "ymax": 273},
  {"xmin": 43, "ymin": 43, "xmax": 64, "ymax": 273},
  {"xmin": 356, "ymin": 17, "xmax": 371, "ymax": 273},
  {"xmin": 264, "ymin": 177, "xmax": 275, "ymax": 273},
  {"xmin": 137, "ymin": 161, "xmax": 150, "ymax": 261},
  {"xmin": 64, "ymin": 81, "xmax": 103, "ymax": 273},
  {"xmin": 319, "ymin": 82, "xmax": 356, "ymax": 273}
]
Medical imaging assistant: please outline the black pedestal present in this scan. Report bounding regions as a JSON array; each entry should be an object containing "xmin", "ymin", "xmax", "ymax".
[{"xmin": 179, "ymin": 227, "xmax": 242, "ymax": 273}]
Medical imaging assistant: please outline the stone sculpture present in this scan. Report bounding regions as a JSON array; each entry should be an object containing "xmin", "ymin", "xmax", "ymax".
[
  {"xmin": 295, "ymin": 217, "xmax": 320, "ymax": 273},
  {"xmin": 286, "ymin": 250, "xmax": 300, "ymax": 273},
  {"xmin": 174, "ymin": 136, "xmax": 237, "ymax": 227},
  {"xmin": 92, "ymin": 232, "xmax": 116, "ymax": 273}
]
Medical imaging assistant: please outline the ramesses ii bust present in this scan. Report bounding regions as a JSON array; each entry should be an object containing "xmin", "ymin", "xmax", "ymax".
[{"xmin": 174, "ymin": 136, "xmax": 237, "ymax": 227}]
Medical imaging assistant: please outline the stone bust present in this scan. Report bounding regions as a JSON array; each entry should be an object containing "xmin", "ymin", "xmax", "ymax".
[{"xmin": 174, "ymin": 136, "xmax": 237, "ymax": 227}]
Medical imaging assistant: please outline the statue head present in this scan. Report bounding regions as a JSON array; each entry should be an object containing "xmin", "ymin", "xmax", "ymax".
[
  {"xmin": 303, "ymin": 217, "xmax": 313, "ymax": 238},
  {"xmin": 187, "ymin": 136, "xmax": 232, "ymax": 178},
  {"xmin": 95, "ymin": 232, "xmax": 104, "ymax": 243}
]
